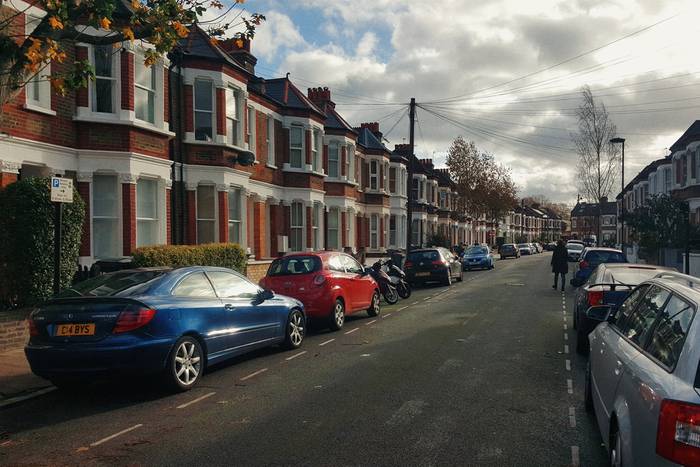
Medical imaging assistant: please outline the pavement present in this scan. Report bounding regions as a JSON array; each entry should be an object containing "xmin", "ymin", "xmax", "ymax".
[
  {"xmin": 0, "ymin": 349, "xmax": 53, "ymax": 408},
  {"xmin": 0, "ymin": 253, "xmax": 608, "ymax": 466}
]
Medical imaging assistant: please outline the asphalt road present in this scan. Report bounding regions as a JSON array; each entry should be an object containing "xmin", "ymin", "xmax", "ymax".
[{"xmin": 0, "ymin": 253, "xmax": 608, "ymax": 466}]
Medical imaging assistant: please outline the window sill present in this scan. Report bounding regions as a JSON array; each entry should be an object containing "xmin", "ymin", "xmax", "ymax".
[
  {"xmin": 266, "ymin": 163, "xmax": 277, "ymax": 169},
  {"xmin": 24, "ymin": 102, "xmax": 56, "ymax": 116},
  {"xmin": 74, "ymin": 112, "xmax": 174, "ymax": 137}
]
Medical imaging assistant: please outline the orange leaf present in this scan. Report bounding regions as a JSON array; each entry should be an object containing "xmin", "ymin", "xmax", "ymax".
[
  {"xmin": 123, "ymin": 27, "xmax": 135, "ymax": 42},
  {"xmin": 48, "ymin": 16, "xmax": 64, "ymax": 30},
  {"xmin": 100, "ymin": 17, "xmax": 111, "ymax": 29},
  {"xmin": 234, "ymin": 38, "xmax": 244, "ymax": 48},
  {"xmin": 172, "ymin": 21, "xmax": 189, "ymax": 38}
]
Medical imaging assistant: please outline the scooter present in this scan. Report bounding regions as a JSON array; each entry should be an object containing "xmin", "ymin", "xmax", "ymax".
[
  {"xmin": 369, "ymin": 260, "xmax": 399, "ymax": 304},
  {"xmin": 385, "ymin": 259, "xmax": 411, "ymax": 299}
]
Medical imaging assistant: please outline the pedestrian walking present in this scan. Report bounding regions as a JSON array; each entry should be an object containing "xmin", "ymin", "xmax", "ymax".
[{"xmin": 551, "ymin": 239, "xmax": 568, "ymax": 291}]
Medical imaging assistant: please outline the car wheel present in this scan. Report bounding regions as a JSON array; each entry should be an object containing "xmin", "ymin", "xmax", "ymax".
[
  {"xmin": 367, "ymin": 290, "xmax": 381, "ymax": 317},
  {"xmin": 456, "ymin": 270, "xmax": 463, "ymax": 282},
  {"xmin": 576, "ymin": 328, "xmax": 588, "ymax": 355},
  {"xmin": 329, "ymin": 298, "xmax": 345, "ymax": 331},
  {"xmin": 443, "ymin": 271, "xmax": 452, "ymax": 286},
  {"xmin": 584, "ymin": 361, "xmax": 594, "ymax": 413},
  {"xmin": 610, "ymin": 425, "xmax": 622, "ymax": 467},
  {"xmin": 283, "ymin": 309, "xmax": 305, "ymax": 350},
  {"xmin": 167, "ymin": 336, "xmax": 203, "ymax": 392}
]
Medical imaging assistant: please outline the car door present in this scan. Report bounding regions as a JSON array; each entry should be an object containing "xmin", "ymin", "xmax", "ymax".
[
  {"xmin": 342, "ymin": 254, "xmax": 374, "ymax": 310},
  {"xmin": 328, "ymin": 254, "xmax": 356, "ymax": 310},
  {"xmin": 172, "ymin": 271, "xmax": 231, "ymax": 356},
  {"xmin": 441, "ymin": 248, "xmax": 458, "ymax": 278},
  {"xmin": 618, "ymin": 293, "xmax": 695, "ymax": 464},
  {"xmin": 206, "ymin": 270, "xmax": 280, "ymax": 353},
  {"xmin": 590, "ymin": 285, "xmax": 649, "ymax": 432}
]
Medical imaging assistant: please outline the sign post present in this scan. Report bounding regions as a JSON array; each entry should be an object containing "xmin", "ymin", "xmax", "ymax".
[{"xmin": 50, "ymin": 177, "xmax": 73, "ymax": 294}]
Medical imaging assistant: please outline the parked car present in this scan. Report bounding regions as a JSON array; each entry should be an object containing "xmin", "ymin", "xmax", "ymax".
[
  {"xmin": 499, "ymin": 243, "xmax": 520, "ymax": 259},
  {"xmin": 25, "ymin": 267, "xmax": 306, "ymax": 392},
  {"xmin": 533, "ymin": 243, "xmax": 543, "ymax": 253},
  {"xmin": 405, "ymin": 247, "xmax": 463, "ymax": 286},
  {"xmin": 571, "ymin": 247, "xmax": 627, "ymax": 287},
  {"xmin": 573, "ymin": 263, "xmax": 675, "ymax": 354},
  {"xmin": 544, "ymin": 242, "xmax": 557, "ymax": 251},
  {"xmin": 260, "ymin": 252, "xmax": 380, "ymax": 332},
  {"xmin": 517, "ymin": 243, "xmax": 533, "ymax": 255},
  {"xmin": 462, "ymin": 245, "xmax": 494, "ymax": 271},
  {"xmin": 586, "ymin": 272, "xmax": 700, "ymax": 466},
  {"xmin": 566, "ymin": 242, "xmax": 585, "ymax": 261}
]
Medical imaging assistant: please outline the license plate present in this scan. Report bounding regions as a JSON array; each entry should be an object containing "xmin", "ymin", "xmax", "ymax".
[
  {"xmin": 55, "ymin": 323, "xmax": 95, "ymax": 336},
  {"xmin": 416, "ymin": 272, "xmax": 430, "ymax": 277}
]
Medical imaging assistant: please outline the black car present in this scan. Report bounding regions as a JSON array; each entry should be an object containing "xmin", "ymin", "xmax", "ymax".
[
  {"xmin": 404, "ymin": 247, "xmax": 463, "ymax": 286},
  {"xmin": 499, "ymin": 243, "xmax": 520, "ymax": 259}
]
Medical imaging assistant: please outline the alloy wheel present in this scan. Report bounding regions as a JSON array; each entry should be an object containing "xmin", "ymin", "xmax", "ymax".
[
  {"xmin": 289, "ymin": 311, "xmax": 305, "ymax": 347},
  {"xmin": 334, "ymin": 301, "xmax": 345, "ymax": 328},
  {"xmin": 174, "ymin": 340, "xmax": 201, "ymax": 387}
]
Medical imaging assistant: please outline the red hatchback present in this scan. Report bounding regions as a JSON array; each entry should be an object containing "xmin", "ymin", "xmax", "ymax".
[{"xmin": 260, "ymin": 252, "xmax": 380, "ymax": 331}]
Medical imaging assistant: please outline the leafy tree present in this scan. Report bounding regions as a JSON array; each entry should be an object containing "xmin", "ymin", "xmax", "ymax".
[
  {"xmin": 427, "ymin": 232, "xmax": 450, "ymax": 248},
  {"xmin": 0, "ymin": 0, "xmax": 264, "ymax": 107}
]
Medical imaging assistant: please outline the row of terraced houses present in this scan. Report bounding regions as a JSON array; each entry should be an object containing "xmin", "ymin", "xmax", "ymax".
[{"xmin": 0, "ymin": 6, "xmax": 513, "ymax": 276}]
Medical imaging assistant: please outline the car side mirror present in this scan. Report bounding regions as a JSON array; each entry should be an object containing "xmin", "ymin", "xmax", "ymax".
[
  {"xmin": 256, "ymin": 288, "xmax": 274, "ymax": 302},
  {"xmin": 585, "ymin": 305, "xmax": 611, "ymax": 322},
  {"xmin": 360, "ymin": 267, "xmax": 369, "ymax": 276}
]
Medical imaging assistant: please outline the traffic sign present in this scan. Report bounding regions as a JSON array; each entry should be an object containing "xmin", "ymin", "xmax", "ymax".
[{"xmin": 50, "ymin": 177, "xmax": 73, "ymax": 203}]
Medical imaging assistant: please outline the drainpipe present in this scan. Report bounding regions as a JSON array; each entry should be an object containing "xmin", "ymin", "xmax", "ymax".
[{"xmin": 175, "ymin": 49, "xmax": 186, "ymax": 244}]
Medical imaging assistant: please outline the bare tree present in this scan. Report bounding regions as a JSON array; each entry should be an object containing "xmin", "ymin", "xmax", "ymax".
[{"xmin": 572, "ymin": 86, "xmax": 620, "ymax": 241}]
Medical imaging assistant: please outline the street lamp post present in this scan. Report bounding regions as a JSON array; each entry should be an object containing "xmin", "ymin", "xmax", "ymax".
[{"xmin": 611, "ymin": 137, "xmax": 625, "ymax": 247}]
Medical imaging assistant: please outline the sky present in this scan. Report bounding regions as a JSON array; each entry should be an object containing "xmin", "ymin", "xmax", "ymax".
[{"xmin": 223, "ymin": 0, "xmax": 700, "ymax": 203}]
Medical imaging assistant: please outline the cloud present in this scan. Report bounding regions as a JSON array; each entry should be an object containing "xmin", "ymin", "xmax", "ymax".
[{"xmin": 251, "ymin": 10, "xmax": 306, "ymax": 61}]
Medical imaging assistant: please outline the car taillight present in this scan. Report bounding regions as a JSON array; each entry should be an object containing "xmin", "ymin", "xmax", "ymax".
[
  {"xmin": 28, "ymin": 318, "xmax": 39, "ymax": 337},
  {"xmin": 579, "ymin": 260, "xmax": 589, "ymax": 269},
  {"xmin": 657, "ymin": 399, "xmax": 700, "ymax": 465},
  {"xmin": 113, "ymin": 308, "xmax": 157, "ymax": 334},
  {"xmin": 313, "ymin": 274, "xmax": 326, "ymax": 286},
  {"xmin": 404, "ymin": 261, "xmax": 413, "ymax": 269},
  {"xmin": 587, "ymin": 290, "xmax": 604, "ymax": 307},
  {"xmin": 432, "ymin": 260, "xmax": 446, "ymax": 266}
]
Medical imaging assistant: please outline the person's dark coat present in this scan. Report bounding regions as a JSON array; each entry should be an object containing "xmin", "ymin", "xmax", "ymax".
[{"xmin": 551, "ymin": 244, "xmax": 568, "ymax": 274}]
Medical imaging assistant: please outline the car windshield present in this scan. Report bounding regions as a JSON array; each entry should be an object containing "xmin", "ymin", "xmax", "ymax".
[
  {"xmin": 408, "ymin": 250, "xmax": 440, "ymax": 261},
  {"xmin": 57, "ymin": 270, "xmax": 167, "ymax": 297},
  {"xmin": 585, "ymin": 251, "xmax": 626, "ymax": 263},
  {"xmin": 605, "ymin": 268, "xmax": 667, "ymax": 285},
  {"xmin": 502, "ymin": 245, "xmax": 515, "ymax": 250},
  {"xmin": 567, "ymin": 244, "xmax": 584, "ymax": 251},
  {"xmin": 517, "ymin": 244, "xmax": 529, "ymax": 248},
  {"xmin": 268, "ymin": 256, "xmax": 322, "ymax": 276},
  {"xmin": 465, "ymin": 247, "xmax": 488, "ymax": 255}
]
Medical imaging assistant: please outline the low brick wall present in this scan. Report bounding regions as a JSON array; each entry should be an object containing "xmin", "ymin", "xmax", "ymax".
[
  {"xmin": 247, "ymin": 260, "xmax": 272, "ymax": 285},
  {"xmin": 0, "ymin": 309, "xmax": 29, "ymax": 352}
]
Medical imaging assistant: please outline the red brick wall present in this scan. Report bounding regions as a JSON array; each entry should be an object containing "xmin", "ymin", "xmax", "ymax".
[
  {"xmin": 306, "ymin": 206, "xmax": 313, "ymax": 250},
  {"xmin": 0, "ymin": 312, "xmax": 29, "ymax": 352},
  {"xmin": 76, "ymin": 123, "xmax": 169, "ymax": 159},
  {"xmin": 257, "ymin": 111, "xmax": 267, "ymax": 165},
  {"xmin": 218, "ymin": 190, "xmax": 228, "ymax": 242},
  {"xmin": 122, "ymin": 183, "xmax": 136, "ymax": 255},
  {"xmin": 341, "ymin": 146, "xmax": 346, "ymax": 176},
  {"xmin": 279, "ymin": 126, "xmax": 290, "ymax": 165},
  {"xmin": 77, "ymin": 181, "xmax": 91, "ymax": 256},
  {"xmin": 269, "ymin": 203, "xmax": 283, "ymax": 256},
  {"xmin": 184, "ymin": 85, "xmax": 194, "ymax": 133},
  {"xmin": 0, "ymin": 172, "xmax": 18, "ymax": 188},
  {"xmin": 216, "ymin": 87, "xmax": 225, "ymax": 136},
  {"xmin": 305, "ymin": 129, "xmax": 312, "ymax": 165},
  {"xmin": 253, "ymin": 200, "xmax": 266, "ymax": 259},
  {"xmin": 121, "ymin": 51, "xmax": 134, "ymax": 111}
]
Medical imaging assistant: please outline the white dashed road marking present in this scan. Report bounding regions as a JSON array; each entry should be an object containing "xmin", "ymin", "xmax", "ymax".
[
  {"xmin": 569, "ymin": 407, "xmax": 577, "ymax": 428},
  {"xmin": 567, "ymin": 379, "xmax": 573, "ymax": 394},
  {"xmin": 366, "ymin": 320, "xmax": 377, "ymax": 326},
  {"xmin": 319, "ymin": 338, "xmax": 335, "ymax": 347},
  {"xmin": 565, "ymin": 359, "xmax": 571, "ymax": 371},
  {"xmin": 564, "ymin": 344, "xmax": 569, "ymax": 354},
  {"xmin": 345, "ymin": 328, "xmax": 359, "ymax": 335},
  {"xmin": 397, "ymin": 306, "xmax": 408, "ymax": 311},
  {"xmin": 89, "ymin": 424, "xmax": 143, "ymax": 447},
  {"xmin": 571, "ymin": 446, "xmax": 580, "ymax": 466},
  {"xmin": 564, "ymin": 333, "xmax": 568, "ymax": 341},
  {"xmin": 241, "ymin": 368, "xmax": 268, "ymax": 381},
  {"xmin": 285, "ymin": 350, "xmax": 307, "ymax": 361},
  {"xmin": 176, "ymin": 391, "xmax": 216, "ymax": 409},
  {"xmin": 383, "ymin": 313, "xmax": 392, "ymax": 318}
]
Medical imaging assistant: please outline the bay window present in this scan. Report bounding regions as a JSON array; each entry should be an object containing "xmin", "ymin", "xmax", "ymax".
[
  {"xmin": 136, "ymin": 178, "xmax": 159, "ymax": 247},
  {"xmin": 194, "ymin": 79, "xmax": 213, "ymax": 141},
  {"xmin": 228, "ymin": 188, "xmax": 242, "ymax": 244},
  {"xmin": 370, "ymin": 160, "xmax": 378, "ymax": 190},
  {"xmin": 312, "ymin": 204, "xmax": 321, "ymax": 250},
  {"xmin": 92, "ymin": 175, "xmax": 119, "ymax": 258},
  {"xmin": 389, "ymin": 167, "xmax": 396, "ymax": 193},
  {"xmin": 311, "ymin": 130, "xmax": 320, "ymax": 172},
  {"xmin": 347, "ymin": 145, "xmax": 354, "ymax": 181},
  {"xmin": 290, "ymin": 126, "xmax": 303, "ymax": 168},
  {"xmin": 328, "ymin": 142, "xmax": 339, "ymax": 178},
  {"xmin": 135, "ymin": 55, "xmax": 156, "ymax": 123},
  {"xmin": 196, "ymin": 185, "xmax": 216, "ymax": 243},
  {"xmin": 328, "ymin": 208, "xmax": 339, "ymax": 250},
  {"xmin": 412, "ymin": 178, "xmax": 418, "ymax": 200},
  {"xmin": 226, "ymin": 87, "xmax": 239, "ymax": 146},
  {"xmin": 247, "ymin": 106, "xmax": 256, "ymax": 153},
  {"xmin": 290, "ymin": 202, "xmax": 304, "ymax": 251},
  {"xmin": 370, "ymin": 214, "xmax": 379, "ymax": 249},
  {"xmin": 93, "ymin": 46, "xmax": 116, "ymax": 113},
  {"xmin": 389, "ymin": 215, "xmax": 397, "ymax": 247}
]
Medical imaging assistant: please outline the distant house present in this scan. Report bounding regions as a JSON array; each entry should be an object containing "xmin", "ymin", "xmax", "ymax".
[{"xmin": 570, "ymin": 198, "xmax": 617, "ymax": 245}]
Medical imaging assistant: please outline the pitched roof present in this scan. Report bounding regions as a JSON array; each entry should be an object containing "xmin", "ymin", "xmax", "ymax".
[
  {"xmin": 670, "ymin": 120, "xmax": 700, "ymax": 152},
  {"xmin": 264, "ymin": 78, "xmax": 325, "ymax": 116},
  {"xmin": 178, "ymin": 25, "xmax": 250, "ymax": 76},
  {"xmin": 571, "ymin": 201, "xmax": 617, "ymax": 217},
  {"xmin": 357, "ymin": 127, "xmax": 388, "ymax": 151},
  {"xmin": 617, "ymin": 155, "xmax": 671, "ymax": 198},
  {"xmin": 323, "ymin": 106, "xmax": 357, "ymax": 134}
]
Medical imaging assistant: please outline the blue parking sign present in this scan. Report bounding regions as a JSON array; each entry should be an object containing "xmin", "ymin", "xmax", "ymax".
[{"xmin": 52, "ymin": 178, "xmax": 60, "ymax": 188}]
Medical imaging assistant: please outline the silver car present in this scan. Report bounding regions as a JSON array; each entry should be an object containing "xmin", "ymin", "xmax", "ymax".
[{"xmin": 585, "ymin": 272, "xmax": 700, "ymax": 466}]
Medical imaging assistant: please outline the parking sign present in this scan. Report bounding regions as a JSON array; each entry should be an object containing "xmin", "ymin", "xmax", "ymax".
[{"xmin": 50, "ymin": 177, "xmax": 73, "ymax": 203}]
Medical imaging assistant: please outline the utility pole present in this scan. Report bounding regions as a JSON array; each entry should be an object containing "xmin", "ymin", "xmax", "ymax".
[{"xmin": 406, "ymin": 98, "xmax": 416, "ymax": 255}]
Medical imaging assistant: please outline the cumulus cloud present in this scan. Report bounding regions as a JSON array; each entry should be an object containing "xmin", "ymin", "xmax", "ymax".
[{"xmin": 251, "ymin": 11, "xmax": 306, "ymax": 61}]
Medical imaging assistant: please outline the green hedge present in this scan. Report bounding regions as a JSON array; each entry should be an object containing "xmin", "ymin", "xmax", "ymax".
[
  {"xmin": 132, "ymin": 243, "xmax": 247, "ymax": 274},
  {"xmin": 0, "ymin": 177, "xmax": 85, "ymax": 309}
]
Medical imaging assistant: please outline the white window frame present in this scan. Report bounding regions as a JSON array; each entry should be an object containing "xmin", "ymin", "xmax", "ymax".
[
  {"xmin": 312, "ymin": 204, "xmax": 320, "ymax": 250},
  {"xmin": 389, "ymin": 167, "xmax": 397, "ymax": 194},
  {"xmin": 347, "ymin": 145, "xmax": 354, "ymax": 182},
  {"xmin": 196, "ymin": 184, "xmax": 217, "ymax": 244},
  {"xmin": 92, "ymin": 174, "xmax": 120, "ymax": 258},
  {"xmin": 328, "ymin": 142, "xmax": 339, "ymax": 178},
  {"xmin": 311, "ymin": 130, "xmax": 320, "ymax": 173},
  {"xmin": 389, "ymin": 215, "xmax": 397, "ymax": 247},
  {"xmin": 24, "ymin": 14, "xmax": 52, "ymax": 113},
  {"xmin": 134, "ymin": 53, "xmax": 156, "ymax": 124},
  {"xmin": 290, "ymin": 202, "xmax": 304, "ymax": 252},
  {"xmin": 267, "ymin": 116, "xmax": 275, "ymax": 166},
  {"xmin": 290, "ymin": 125, "xmax": 304, "ymax": 169},
  {"xmin": 228, "ymin": 187, "xmax": 242, "ymax": 244},
  {"xmin": 92, "ymin": 45, "xmax": 118, "ymax": 115},
  {"xmin": 226, "ymin": 87, "xmax": 240, "ymax": 146},
  {"xmin": 247, "ymin": 105, "xmax": 256, "ymax": 153},
  {"xmin": 370, "ymin": 214, "xmax": 379, "ymax": 249},
  {"xmin": 136, "ymin": 178, "xmax": 160, "ymax": 247},
  {"xmin": 327, "ymin": 207, "xmax": 340, "ymax": 250},
  {"xmin": 194, "ymin": 79, "xmax": 214, "ymax": 142},
  {"xmin": 370, "ymin": 160, "xmax": 379, "ymax": 190}
]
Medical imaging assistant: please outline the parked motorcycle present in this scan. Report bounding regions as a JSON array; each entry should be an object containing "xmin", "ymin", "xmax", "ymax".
[
  {"xmin": 385, "ymin": 259, "xmax": 411, "ymax": 299},
  {"xmin": 369, "ymin": 260, "xmax": 399, "ymax": 304}
]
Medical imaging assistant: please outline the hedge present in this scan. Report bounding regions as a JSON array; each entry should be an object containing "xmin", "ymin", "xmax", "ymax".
[
  {"xmin": 0, "ymin": 177, "xmax": 85, "ymax": 309},
  {"xmin": 132, "ymin": 243, "xmax": 247, "ymax": 274}
]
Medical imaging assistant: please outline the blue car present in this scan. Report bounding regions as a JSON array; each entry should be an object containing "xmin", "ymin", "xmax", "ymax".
[
  {"xmin": 571, "ymin": 247, "xmax": 627, "ymax": 286},
  {"xmin": 462, "ymin": 246, "xmax": 494, "ymax": 271},
  {"xmin": 25, "ymin": 267, "xmax": 306, "ymax": 391}
]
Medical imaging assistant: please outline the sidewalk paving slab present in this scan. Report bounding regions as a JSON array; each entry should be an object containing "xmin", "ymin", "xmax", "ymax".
[{"xmin": 0, "ymin": 348, "xmax": 54, "ymax": 408}]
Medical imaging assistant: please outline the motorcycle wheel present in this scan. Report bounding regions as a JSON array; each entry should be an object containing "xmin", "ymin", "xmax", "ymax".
[
  {"xmin": 397, "ymin": 281, "xmax": 411, "ymax": 299},
  {"xmin": 383, "ymin": 285, "xmax": 399, "ymax": 304}
]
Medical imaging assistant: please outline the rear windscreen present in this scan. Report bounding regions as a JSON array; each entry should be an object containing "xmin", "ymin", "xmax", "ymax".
[
  {"xmin": 586, "ymin": 251, "xmax": 626, "ymax": 263},
  {"xmin": 605, "ymin": 268, "xmax": 664, "ymax": 285},
  {"xmin": 408, "ymin": 250, "xmax": 440, "ymax": 262},
  {"xmin": 268, "ymin": 256, "xmax": 322, "ymax": 276},
  {"xmin": 59, "ymin": 271, "xmax": 166, "ymax": 297},
  {"xmin": 466, "ymin": 247, "xmax": 488, "ymax": 255}
]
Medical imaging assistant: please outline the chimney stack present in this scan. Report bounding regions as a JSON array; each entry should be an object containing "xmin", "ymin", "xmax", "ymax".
[
  {"xmin": 219, "ymin": 37, "xmax": 257, "ymax": 74},
  {"xmin": 360, "ymin": 122, "xmax": 382, "ymax": 140},
  {"xmin": 307, "ymin": 87, "xmax": 334, "ymax": 110}
]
